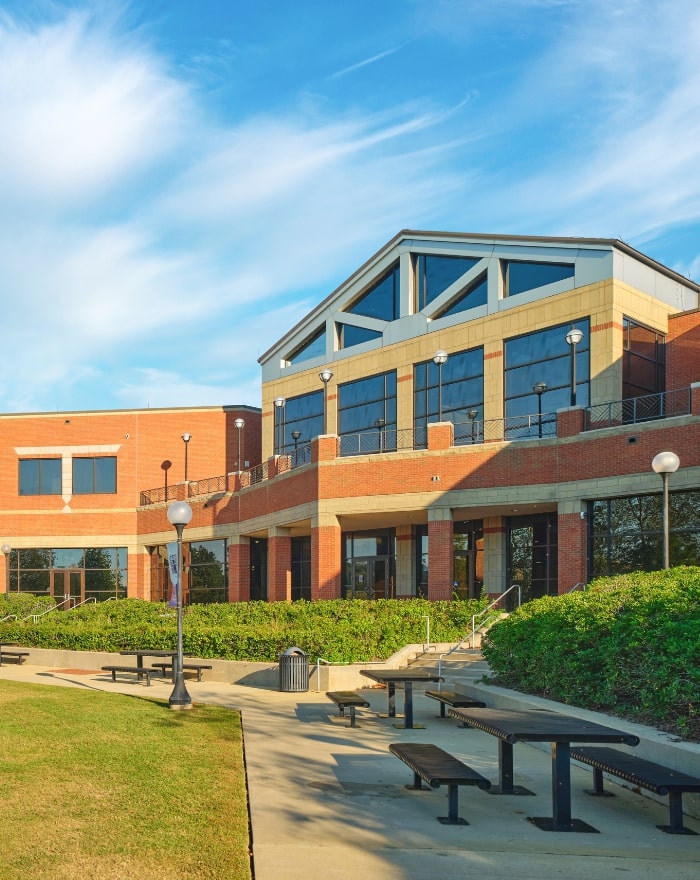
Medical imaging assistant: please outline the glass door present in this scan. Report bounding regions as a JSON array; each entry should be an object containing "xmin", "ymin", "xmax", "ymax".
[{"xmin": 51, "ymin": 569, "xmax": 84, "ymax": 607}]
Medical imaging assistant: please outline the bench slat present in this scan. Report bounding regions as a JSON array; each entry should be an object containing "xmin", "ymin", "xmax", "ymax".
[
  {"xmin": 425, "ymin": 691, "xmax": 486, "ymax": 718},
  {"xmin": 325, "ymin": 691, "xmax": 370, "ymax": 728},
  {"xmin": 101, "ymin": 665, "xmax": 154, "ymax": 686}
]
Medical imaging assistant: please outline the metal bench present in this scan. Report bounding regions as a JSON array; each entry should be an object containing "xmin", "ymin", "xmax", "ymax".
[
  {"xmin": 389, "ymin": 742, "xmax": 491, "ymax": 825},
  {"xmin": 325, "ymin": 691, "xmax": 370, "ymax": 727},
  {"xmin": 424, "ymin": 690, "xmax": 486, "ymax": 718},
  {"xmin": 101, "ymin": 665, "xmax": 156, "ymax": 686},
  {"xmin": 571, "ymin": 746, "xmax": 700, "ymax": 835},
  {"xmin": 0, "ymin": 649, "xmax": 30, "ymax": 665},
  {"xmin": 150, "ymin": 661, "xmax": 213, "ymax": 682}
]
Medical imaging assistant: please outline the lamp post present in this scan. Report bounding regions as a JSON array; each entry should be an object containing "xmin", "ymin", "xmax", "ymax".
[
  {"xmin": 565, "ymin": 327, "xmax": 584, "ymax": 407},
  {"xmin": 161, "ymin": 460, "xmax": 172, "ymax": 501},
  {"xmin": 273, "ymin": 397, "xmax": 285, "ymax": 455},
  {"xmin": 1, "ymin": 544, "xmax": 10, "ymax": 598},
  {"xmin": 319, "ymin": 369, "xmax": 333, "ymax": 434},
  {"xmin": 467, "ymin": 408, "xmax": 478, "ymax": 444},
  {"xmin": 234, "ymin": 418, "xmax": 245, "ymax": 472},
  {"xmin": 652, "ymin": 451, "xmax": 680, "ymax": 570},
  {"xmin": 533, "ymin": 382, "xmax": 547, "ymax": 438},
  {"xmin": 374, "ymin": 418, "xmax": 385, "ymax": 453},
  {"xmin": 166, "ymin": 501, "xmax": 193, "ymax": 710},
  {"xmin": 432, "ymin": 350, "xmax": 448, "ymax": 422},
  {"xmin": 181, "ymin": 432, "xmax": 192, "ymax": 483},
  {"xmin": 291, "ymin": 430, "xmax": 301, "ymax": 452}
]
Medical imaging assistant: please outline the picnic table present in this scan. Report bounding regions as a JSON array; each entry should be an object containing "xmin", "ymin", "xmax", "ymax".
[
  {"xmin": 448, "ymin": 706, "xmax": 640, "ymax": 833},
  {"xmin": 360, "ymin": 669, "xmax": 443, "ymax": 729},
  {"xmin": 119, "ymin": 650, "xmax": 177, "ymax": 681}
]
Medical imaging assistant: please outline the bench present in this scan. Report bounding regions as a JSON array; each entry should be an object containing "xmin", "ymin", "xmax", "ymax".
[
  {"xmin": 101, "ymin": 665, "xmax": 156, "ymax": 686},
  {"xmin": 150, "ymin": 662, "xmax": 213, "ymax": 682},
  {"xmin": 389, "ymin": 742, "xmax": 491, "ymax": 825},
  {"xmin": 571, "ymin": 746, "xmax": 700, "ymax": 835},
  {"xmin": 425, "ymin": 690, "xmax": 486, "ymax": 719},
  {"xmin": 325, "ymin": 691, "xmax": 370, "ymax": 727},
  {"xmin": 0, "ymin": 650, "xmax": 30, "ymax": 665}
]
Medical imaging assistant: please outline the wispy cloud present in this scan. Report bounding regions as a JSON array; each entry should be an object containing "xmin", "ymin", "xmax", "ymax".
[{"xmin": 329, "ymin": 44, "xmax": 409, "ymax": 80}]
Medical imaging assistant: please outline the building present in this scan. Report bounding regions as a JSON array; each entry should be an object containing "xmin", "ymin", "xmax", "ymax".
[{"xmin": 2, "ymin": 231, "xmax": 699, "ymax": 606}]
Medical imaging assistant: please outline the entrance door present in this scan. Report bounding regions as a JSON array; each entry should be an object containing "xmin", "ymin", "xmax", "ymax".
[
  {"xmin": 507, "ymin": 513, "xmax": 558, "ymax": 602},
  {"xmin": 51, "ymin": 569, "xmax": 84, "ymax": 607},
  {"xmin": 347, "ymin": 558, "xmax": 395, "ymax": 599}
]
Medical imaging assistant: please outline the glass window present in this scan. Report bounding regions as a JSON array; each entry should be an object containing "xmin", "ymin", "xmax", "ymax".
[
  {"xmin": 189, "ymin": 540, "xmax": 227, "ymax": 604},
  {"xmin": 434, "ymin": 273, "xmax": 488, "ymax": 319},
  {"xmin": 287, "ymin": 326, "xmax": 326, "ymax": 365},
  {"xmin": 413, "ymin": 348, "xmax": 484, "ymax": 445},
  {"xmin": 503, "ymin": 260, "xmax": 574, "ymax": 297},
  {"xmin": 338, "ymin": 371, "xmax": 397, "ymax": 453},
  {"xmin": 291, "ymin": 536, "xmax": 311, "ymax": 601},
  {"xmin": 590, "ymin": 491, "xmax": 700, "ymax": 578},
  {"xmin": 336, "ymin": 323, "xmax": 382, "ymax": 349},
  {"xmin": 623, "ymin": 317, "xmax": 665, "ymax": 399},
  {"xmin": 413, "ymin": 254, "xmax": 480, "ymax": 310},
  {"xmin": 346, "ymin": 263, "xmax": 400, "ymax": 322},
  {"xmin": 73, "ymin": 457, "xmax": 117, "ymax": 494},
  {"xmin": 504, "ymin": 320, "xmax": 589, "ymax": 437},
  {"xmin": 275, "ymin": 389, "xmax": 324, "ymax": 453},
  {"xmin": 9, "ymin": 546, "xmax": 127, "ymax": 600},
  {"xmin": 19, "ymin": 459, "xmax": 61, "ymax": 495}
]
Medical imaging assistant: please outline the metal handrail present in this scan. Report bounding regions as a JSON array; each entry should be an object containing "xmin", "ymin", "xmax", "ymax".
[
  {"xmin": 584, "ymin": 387, "xmax": 690, "ymax": 430},
  {"xmin": 435, "ymin": 584, "xmax": 521, "ymax": 688},
  {"xmin": 567, "ymin": 582, "xmax": 587, "ymax": 592}
]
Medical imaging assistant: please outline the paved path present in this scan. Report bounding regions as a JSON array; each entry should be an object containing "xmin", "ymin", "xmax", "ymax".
[{"xmin": 1, "ymin": 663, "xmax": 698, "ymax": 879}]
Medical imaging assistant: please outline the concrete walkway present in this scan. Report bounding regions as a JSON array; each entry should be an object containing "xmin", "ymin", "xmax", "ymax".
[{"xmin": 0, "ymin": 661, "xmax": 698, "ymax": 879}]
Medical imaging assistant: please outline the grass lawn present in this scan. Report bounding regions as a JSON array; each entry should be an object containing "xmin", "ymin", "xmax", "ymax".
[{"xmin": 0, "ymin": 681, "xmax": 251, "ymax": 880}]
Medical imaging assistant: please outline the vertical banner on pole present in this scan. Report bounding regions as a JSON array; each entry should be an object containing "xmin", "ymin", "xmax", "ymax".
[{"xmin": 167, "ymin": 541, "xmax": 179, "ymax": 607}]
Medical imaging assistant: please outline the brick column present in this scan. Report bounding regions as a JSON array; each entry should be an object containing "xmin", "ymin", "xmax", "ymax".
[
  {"xmin": 427, "ymin": 422, "xmax": 453, "ymax": 451},
  {"xmin": 557, "ymin": 406, "xmax": 585, "ymax": 438},
  {"xmin": 312, "ymin": 435, "xmax": 339, "ymax": 463},
  {"xmin": 691, "ymin": 382, "xmax": 700, "ymax": 416},
  {"xmin": 557, "ymin": 508, "xmax": 588, "ymax": 593},
  {"xmin": 228, "ymin": 538, "xmax": 251, "ymax": 602},
  {"xmin": 311, "ymin": 514, "xmax": 341, "ymax": 599},
  {"xmin": 428, "ymin": 510, "xmax": 454, "ymax": 601},
  {"xmin": 268, "ymin": 528, "xmax": 292, "ymax": 602}
]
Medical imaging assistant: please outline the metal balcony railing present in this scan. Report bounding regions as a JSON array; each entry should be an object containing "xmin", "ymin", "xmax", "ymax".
[{"xmin": 584, "ymin": 388, "xmax": 691, "ymax": 430}]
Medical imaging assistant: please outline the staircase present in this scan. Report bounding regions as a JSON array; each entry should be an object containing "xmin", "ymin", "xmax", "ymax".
[{"xmin": 408, "ymin": 645, "xmax": 492, "ymax": 690}]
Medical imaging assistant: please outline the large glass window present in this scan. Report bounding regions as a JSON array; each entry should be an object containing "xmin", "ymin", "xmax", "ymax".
[
  {"xmin": 453, "ymin": 521, "xmax": 484, "ymax": 600},
  {"xmin": 19, "ymin": 459, "xmax": 61, "ymax": 495},
  {"xmin": 623, "ymin": 317, "xmax": 665, "ymax": 399},
  {"xmin": 414, "ymin": 347, "xmax": 484, "ymax": 445},
  {"xmin": 291, "ymin": 536, "xmax": 311, "ymax": 601},
  {"xmin": 286, "ymin": 326, "xmax": 326, "ymax": 365},
  {"xmin": 189, "ymin": 540, "xmax": 227, "ymax": 604},
  {"xmin": 275, "ymin": 390, "xmax": 324, "ymax": 453},
  {"xmin": 346, "ymin": 263, "xmax": 400, "ymax": 322},
  {"xmin": 413, "ymin": 254, "xmax": 480, "ymax": 310},
  {"xmin": 502, "ymin": 260, "xmax": 574, "ymax": 297},
  {"xmin": 504, "ymin": 319, "xmax": 590, "ymax": 437},
  {"xmin": 590, "ymin": 491, "xmax": 700, "ymax": 578},
  {"xmin": 434, "ymin": 273, "xmax": 488, "ymax": 319},
  {"xmin": 338, "ymin": 370, "xmax": 397, "ymax": 454},
  {"xmin": 507, "ymin": 513, "xmax": 558, "ymax": 602},
  {"xmin": 73, "ymin": 457, "xmax": 117, "ymax": 494},
  {"xmin": 336, "ymin": 323, "xmax": 382, "ymax": 349},
  {"xmin": 8, "ymin": 546, "xmax": 127, "ymax": 601}
]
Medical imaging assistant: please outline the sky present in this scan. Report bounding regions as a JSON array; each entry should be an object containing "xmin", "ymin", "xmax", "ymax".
[{"xmin": 1, "ymin": 0, "xmax": 699, "ymax": 414}]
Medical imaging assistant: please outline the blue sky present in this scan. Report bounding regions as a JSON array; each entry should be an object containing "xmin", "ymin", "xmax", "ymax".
[{"xmin": 1, "ymin": 0, "xmax": 699, "ymax": 413}]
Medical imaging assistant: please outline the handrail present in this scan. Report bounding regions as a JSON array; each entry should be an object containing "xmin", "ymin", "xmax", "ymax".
[
  {"xmin": 312, "ymin": 657, "xmax": 333, "ymax": 692},
  {"xmin": 567, "ymin": 582, "xmax": 587, "ymax": 592},
  {"xmin": 436, "ymin": 584, "xmax": 521, "ymax": 689},
  {"xmin": 24, "ymin": 595, "xmax": 97, "ymax": 623}
]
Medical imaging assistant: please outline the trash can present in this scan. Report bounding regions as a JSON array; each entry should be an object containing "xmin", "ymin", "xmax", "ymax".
[{"xmin": 278, "ymin": 646, "xmax": 309, "ymax": 692}]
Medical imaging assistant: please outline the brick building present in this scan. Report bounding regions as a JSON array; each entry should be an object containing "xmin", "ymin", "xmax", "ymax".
[{"xmin": 2, "ymin": 231, "xmax": 699, "ymax": 606}]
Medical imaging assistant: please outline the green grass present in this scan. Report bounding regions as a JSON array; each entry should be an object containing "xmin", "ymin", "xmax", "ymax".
[{"xmin": 0, "ymin": 681, "xmax": 251, "ymax": 880}]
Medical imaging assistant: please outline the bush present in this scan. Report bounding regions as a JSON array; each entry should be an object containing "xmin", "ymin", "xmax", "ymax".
[
  {"xmin": 481, "ymin": 567, "xmax": 700, "ymax": 741},
  {"xmin": 0, "ymin": 596, "xmax": 487, "ymax": 664}
]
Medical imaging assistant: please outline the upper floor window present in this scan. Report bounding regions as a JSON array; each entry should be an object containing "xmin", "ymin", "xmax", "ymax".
[
  {"xmin": 623, "ymin": 318, "xmax": 665, "ymax": 399},
  {"xmin": 502, "ymin": 260, "xmax": 574, "ymax": 297},
  {"xmin": 433, "ymin": 272, "xmax": 488, "ymax": 319},
  {"xmin": 336, "ymin": 323, "xmax": 382, "ymax": 349},
  {"xmin": 276, "ymin": 390, "xmax": 324, "ymax": 453},
  {"xmin": 338, "ymin": 370, "xmax": 397, "ymax": 454},
  {"xmin": 414, "ymin": 347, "xmax": 484, "ymax": 442},
  {"xmin": 19, "ymin": 459, "xmax": 61, "ymax": 496},
  {"xmin": 413, "ymin": 254, "xmax": 480, "ymax": 310},
  {"xmin": 73, "ymin": 457, "xmax": 117, "ymax": 494},
  {"xmin": 346, "ymin": 263, "xmax": 400, "ymax": 322},
  {"xmin": 287, "ymin": 326, "xmax": 326, "ymax": 365}
]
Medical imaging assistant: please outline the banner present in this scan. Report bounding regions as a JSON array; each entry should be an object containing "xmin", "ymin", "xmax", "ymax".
[{"xmin": 166, "ymin": 541, "xmax": 179, "ymax": 607}]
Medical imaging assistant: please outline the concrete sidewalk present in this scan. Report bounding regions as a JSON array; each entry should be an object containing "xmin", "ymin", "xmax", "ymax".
[{"xmin": 0, "ymin": 661, "xmax": 698, "ymax": 879}]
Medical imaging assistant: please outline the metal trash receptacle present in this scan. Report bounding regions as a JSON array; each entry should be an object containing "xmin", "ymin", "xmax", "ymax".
[{"xmin": 278, "ymin": 646, "xmax": 309, "ymax": 692}]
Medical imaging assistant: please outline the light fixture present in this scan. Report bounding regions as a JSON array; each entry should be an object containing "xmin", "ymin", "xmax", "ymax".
[
  {"xmin": 565, "ymin": 327, "xmax": 584, "ymax": 407},
  {"xmin": 166, "ymin": 501, "xmax": 193, "ymax": 710},
  {"xmin": 273, "ymin": 398, "xmax": 286, "ymax": 455},
  {"xmin": 432, "ymin": 350, "xmax": 448, "ymax": 421},
  {"xmin": 467, "ymin": 408, "xmax": 478, "ymax": 443},
  {"xmin": 374, "ymin": 418, "xmax": 385, "ymax": 453},
  {"xmin": 533, "ymin": 382, "xmax": 547, "ymax": 438},
  {"xmin": 652, "ymin": 451, "xmax": 680, "ymax": 570},
  {"xmin": 2, "ymin": 543, "xmax": 10, "ymax": 599},
  {"xmin": 181, "ymin": 433, "xmax": 192, "ymax": 483},
  {"xmin": 319, "ymin": 370, "xmax": 333, "ymax": 434},
  {"xmin": 234, "ymin": 418, "xmax": 245, "ymax": 473}
]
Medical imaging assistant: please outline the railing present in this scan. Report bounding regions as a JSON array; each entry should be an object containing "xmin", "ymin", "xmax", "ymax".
[
  {"xmin": 339, "ymin": 428, "xmax": 425, "ymax": 456},
  {"xmin": 584, "ymin": 388, "xmax": 691, "ymax": 430},
  {"xmin": 453, "ymin": 413, "xmax": 556, "ymax": 444},
  {"xmin": 567, "ymin": 582, "xmax": 587, "ymax": 592},
  {"xmin": 435, "ymin": 584, "xmax": 521, "ymax": 686},
  {"xmin": 25, "ymin": 595, "xmax": 98, "ymax": 622}
]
